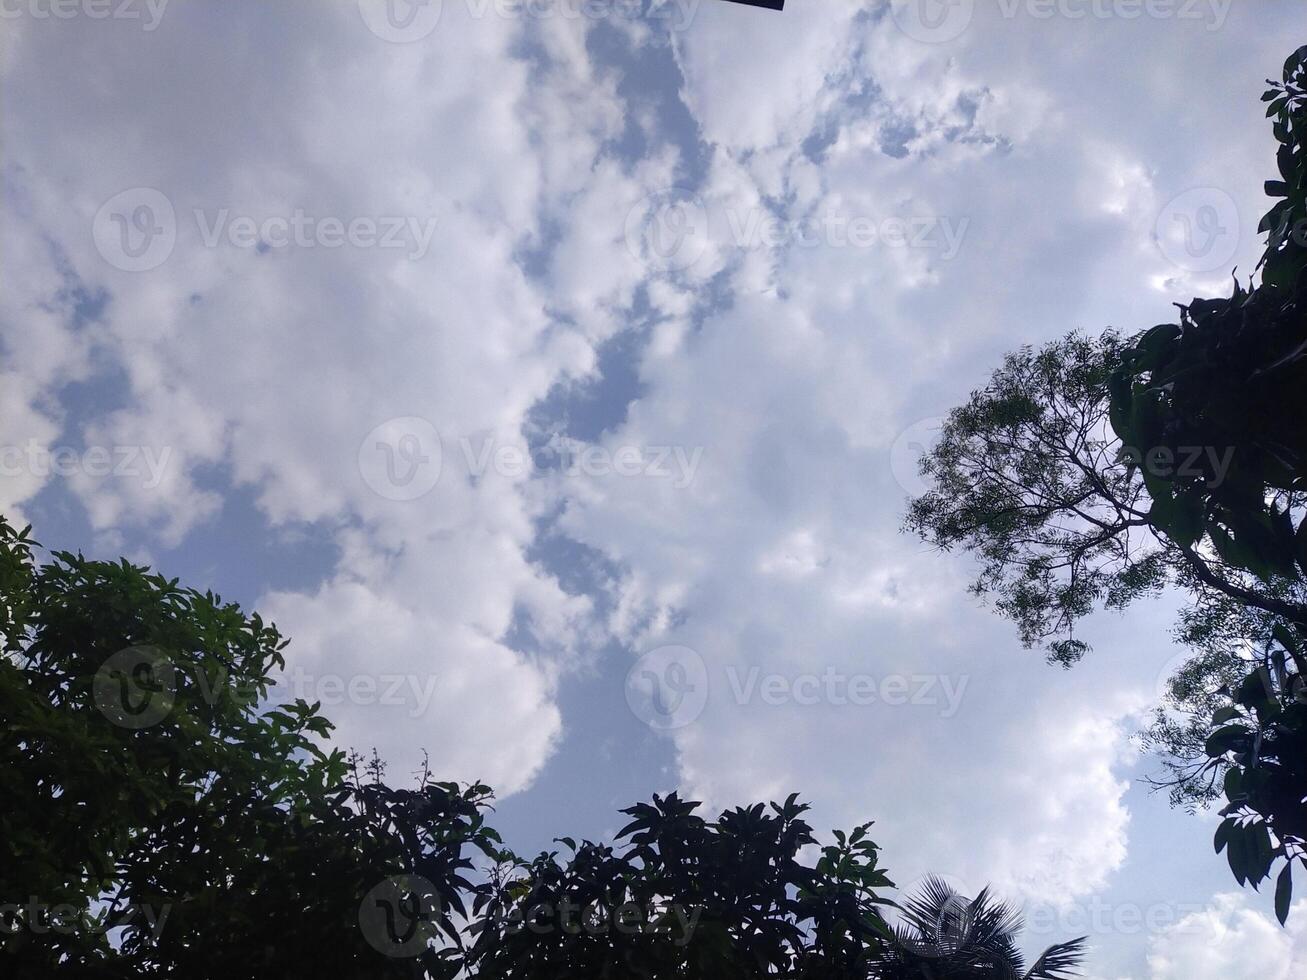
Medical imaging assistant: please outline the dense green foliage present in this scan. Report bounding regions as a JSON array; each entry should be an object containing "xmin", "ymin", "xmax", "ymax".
[
  {"xmin": 906, "ymin": 46, "xmax": 1307, "ymax": 922},
  {"xmin": 467, "ymin": 794, "xmax": 895, "ymax": 980},
  {"xmin": 0, "ymin": 515, "xmax": 499, "ymax": 978}
]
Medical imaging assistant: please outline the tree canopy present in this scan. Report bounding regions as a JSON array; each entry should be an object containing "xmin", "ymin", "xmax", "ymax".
[
  {"xmin": 0, "ymin": 514, "xmax": 501, "ymax": 978},
  {"xmin": 0, "ymin": 514, "xmax": 1083, "ymax": 977},
  {"xmin": 906, "ymin": 45, "xmax": 1307, "ymax": 923}
]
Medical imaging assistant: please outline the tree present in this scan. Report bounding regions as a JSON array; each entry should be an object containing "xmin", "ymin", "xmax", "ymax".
[
  {"xmin": 2, "ymin": 514, "xmax": 1084, "ymax": 976},
  {"xmin": 873, "ymin": 877, "xmax": 1084, "ymax": 980},
  {"xmin": 0, "ymin": 514, "xmax": 498, "ymax": 978},
  {"xmin": 1110, "ymin": 50, "xmax": 1307, "ymax": 923},
  {"xmin": 904, "ymin": 328, "xmax": 1146, "ymax": 668},
  {"xmin": 905, "ymin": 46, "xmax": 1307, "ymax": 921},
  {"xmin": 466, "ymin": 793, "xmax": 895, "ymax": 980}
]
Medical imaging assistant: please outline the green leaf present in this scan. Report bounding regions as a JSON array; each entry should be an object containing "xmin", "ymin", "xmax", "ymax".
[
  {"xmin": 1215, "ymin": 818, "xmax": 1235, "ymax": 854},
  {"xmin": 1296, "ymin": 514, "xmax": 1307, "ymax": 577},
  {"xmin": 1273, "ymin": 623, "xmax": 1302, "ymax": 657},
  {"xmin": 1212, "ymin": 706, "xmax": 1241, "ymax": 725},
  {"xmin": 1276, "ymin": 862, "xmax": 1293, "ymax": 925},
  {"xmin": 1227, "ymin": 826, "xmax": 1248, "ymax": 884},
  {"xmin": 1167, "ymin": 492, "xmax": 1205, "ymax": 549},
  {"xmin": 1209, "ymin": 524, "xmax": 1275, "ymax": 582},
  {"xmin": 1206, "ymin": 724, "xmax": 1251, "ymax": 757},
  {"xmin": 1223, "ymin": 765, "xmax": 1243, "ymax": 801}
]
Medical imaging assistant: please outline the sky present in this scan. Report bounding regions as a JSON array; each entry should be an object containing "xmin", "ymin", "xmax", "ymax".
[{"xmin": 2, "ymin": 0, "xmax": 1306, "ymax": 976}]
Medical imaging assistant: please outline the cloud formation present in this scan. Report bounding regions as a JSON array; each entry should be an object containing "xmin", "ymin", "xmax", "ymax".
[{"xmin": 2, "ymin": 2, "xmax": 1300, "ymax": 975}]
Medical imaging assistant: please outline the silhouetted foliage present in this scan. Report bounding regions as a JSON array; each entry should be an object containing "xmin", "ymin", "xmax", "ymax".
[
  {"xmin": 874, "ymin": 877, "xmax": 1084, "ymax": 980},
  {"xmin": 0, "ymin": 515, "xmax": 496, "ymax": 978},
  {"xmin": 904, "ymin": 329, "xmax": 1139, "ymax": 667},
  {"xmin": 2, "ymin": 515, "xmax": 1082, "ymax": 977},
  {"xmin": 906, "ymin": 45, "xmax": 1307, "ymax": 922},
  {"xmin": 467, "ymin": 793, "xmax": 893, "ymax": 980}
]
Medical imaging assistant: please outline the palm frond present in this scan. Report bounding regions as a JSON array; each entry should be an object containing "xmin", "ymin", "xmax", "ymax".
[
  {"xmin": 899, "ymin": 875, "xmax": 966, "ymax": 938},
  {"xmin": 1025, "ymin": 936, "xmax": 1087, "ymax": 979},
  {"xmin": 888, "ymin": 877, "xmax": 1087, "ymax": 979}
]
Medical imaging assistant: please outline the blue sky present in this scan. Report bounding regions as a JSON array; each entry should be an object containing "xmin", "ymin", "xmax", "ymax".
[{"xmin": 3, "ymin": 1, "xmax": 1306, "ymax": 975}]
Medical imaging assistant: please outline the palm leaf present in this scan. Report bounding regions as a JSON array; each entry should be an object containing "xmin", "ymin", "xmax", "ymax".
[{"xmin": 1025, "ymin": 936, "xmax": 1087, "ymax": 979}]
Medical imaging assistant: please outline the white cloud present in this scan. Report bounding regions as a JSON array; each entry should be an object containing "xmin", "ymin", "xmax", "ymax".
[
  {"xmin": 556, "ymin": 283, "xmax": 1146, "ymax": 900},
  {"xmin": 555, "ymin": 0, "xmax": 1291, "ymax": 917},
  {"xmin": 0, "ymin": 0, "xmax": 628, "ymax": 788},
  {"xmin": 262, "ymin": 578, "xmax": 562, "ymax": 796},
  {"xmin": 1143, "ymin": 893, "xmax": 1307, "ymax": 980},
  {"xmin": 3, "ymin": 4, "xmax": 1301, "ymax": 975},
  {"xmin": 0, "ymin": 169, "xmax": 95, "ymax": 523}
]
